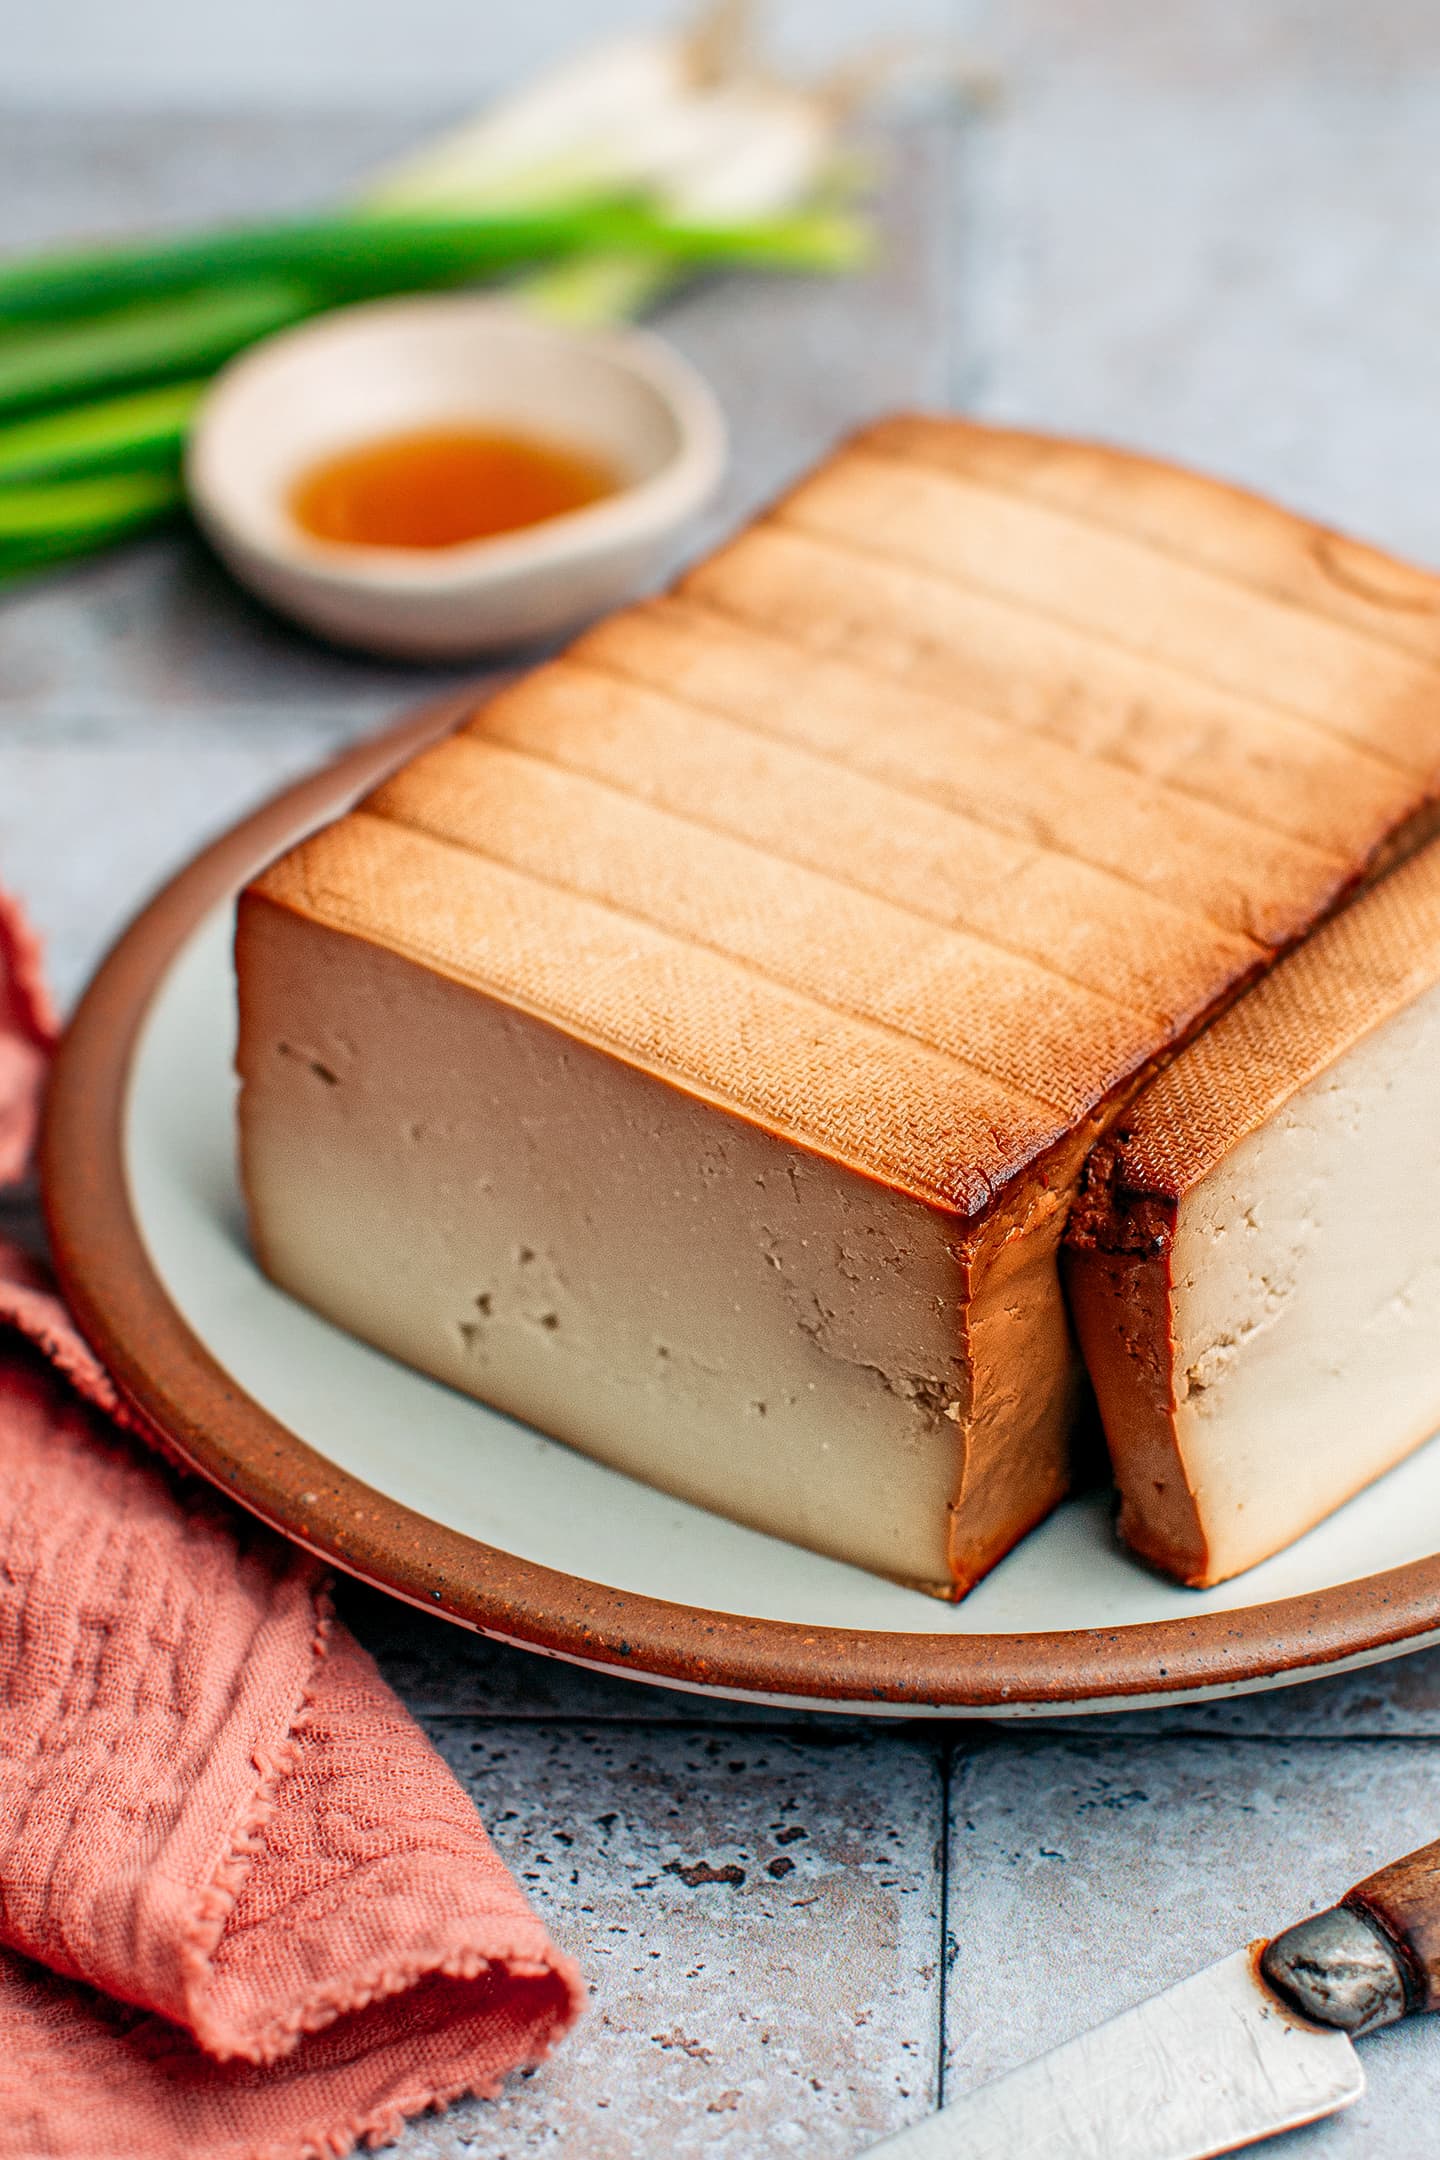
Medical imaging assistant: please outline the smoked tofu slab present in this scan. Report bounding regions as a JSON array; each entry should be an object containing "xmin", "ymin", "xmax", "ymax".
[
  {"xmin": 236, "ymin": 415, "xmax": 1440, "ymax": 1598},
  {"xmin": 1067, "ymin": 840, "xmax": 1440, "ymax": 1588}
]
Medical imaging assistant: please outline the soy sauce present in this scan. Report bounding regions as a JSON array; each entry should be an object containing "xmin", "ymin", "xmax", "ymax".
[{"xmin": 289, "ymin": 426, "xmax": 619, "ymax": 550}]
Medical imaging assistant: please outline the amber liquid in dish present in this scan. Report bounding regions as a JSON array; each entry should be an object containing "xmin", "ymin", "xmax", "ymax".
[{"xmin": 289, "ymin": 426, "xmax": 620, "ymax": 550}]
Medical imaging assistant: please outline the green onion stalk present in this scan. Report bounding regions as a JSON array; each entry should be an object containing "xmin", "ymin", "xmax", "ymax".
[{"xmin": 0, "ymin": 6, "xmax": 875, "ymax": 590}]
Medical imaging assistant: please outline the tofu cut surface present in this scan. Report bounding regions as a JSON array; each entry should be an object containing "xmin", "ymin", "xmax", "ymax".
[
  {"xmin": 236, "ymin": 415, "xmax": 1440, "ymax": 1598},
  {"xmin": 1067, "ymin": 840, "xmax": 1440, "ymax": 1587}
]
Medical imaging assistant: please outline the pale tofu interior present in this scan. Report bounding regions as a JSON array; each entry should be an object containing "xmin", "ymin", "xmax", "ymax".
[
  {"xmin": 1169, "ymin": 983, "xmax": 1440, "ymax": 1580},
  {"xmin": 240, "ymin": 902, "xmax": 980, "ymax": 1591}
]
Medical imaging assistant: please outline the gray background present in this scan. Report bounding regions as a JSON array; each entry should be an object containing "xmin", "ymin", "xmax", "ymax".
[{"xmin": 6, "ymin": 3, "xmax": 1440, "ymax": 2152}]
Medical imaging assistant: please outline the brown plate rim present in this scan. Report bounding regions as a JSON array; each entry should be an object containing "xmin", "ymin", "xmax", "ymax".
[{"xmin": 39, "ymin": 692, "xmax": 1440, "ymax": 1711}]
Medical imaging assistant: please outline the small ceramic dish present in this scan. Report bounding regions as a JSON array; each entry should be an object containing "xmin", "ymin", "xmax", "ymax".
[{"xmin": 185, "ymin": 294, "xmax": 728, "ymax": 658}]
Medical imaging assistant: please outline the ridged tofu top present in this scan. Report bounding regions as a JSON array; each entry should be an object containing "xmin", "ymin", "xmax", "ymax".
[
  {"xmin": 248, "ymin": 415, "xmax": 1440, "ymax": 1219},
  {"xmin": 1073, "ymin": 835, "xmax": 1440, "ymax": 1220}
]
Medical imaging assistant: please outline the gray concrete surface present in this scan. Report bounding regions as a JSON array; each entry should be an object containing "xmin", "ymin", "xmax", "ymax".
[{"xmin": 7, "ymin": 3, "xmax": 1440, "ymax": 2151}]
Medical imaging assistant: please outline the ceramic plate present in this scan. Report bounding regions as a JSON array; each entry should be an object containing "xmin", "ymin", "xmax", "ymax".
[{"xmin": 42, "ymin": 698, "xmax": 1440, "ymax": 1715}]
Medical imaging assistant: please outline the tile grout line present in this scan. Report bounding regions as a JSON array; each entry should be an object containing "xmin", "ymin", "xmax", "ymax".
[
  {"xmin": 936, "ymin": 1737, "xmax": 955, "ymax": 2110},
  {"xmin": 408, "ymin": 1709, "xmax": 1440, "ymax": 1740},
  {"xmin": 411, "ymin": 1710, "xmax": 881, "ymax": 1733}
]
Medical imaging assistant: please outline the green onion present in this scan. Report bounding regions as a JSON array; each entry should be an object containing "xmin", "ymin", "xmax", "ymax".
[
  {"xmin": 360, "ymin": 33, "xmax": 696, "ymax": 217},
  {"xmin": 0, "ymin": 281, "xmax": 317, "ymax": 417},
  {"xmin": 0, "ymin": 466, "xmax": 181, "ymax": 544},
  {"xmin": 521, "ymin": 251, "xmax": 679, "ymax": 328},
  {"xmin": 0, "ymin": 206, "xmax": 858, "ymax": 428},
  {"xmin": 0, "ymin": 536, "xmax": 133, "ymax": 590},
  {"xmin": 0, "ymin": 205, "xmax": 863, "ymax": 328},
  {"xmin": 0, "ymin": 468, "xmax": 181, "ymax": 589},
  {"xmin": 0, "ymin": 380, "xmax": 205, "ymax": 482}
]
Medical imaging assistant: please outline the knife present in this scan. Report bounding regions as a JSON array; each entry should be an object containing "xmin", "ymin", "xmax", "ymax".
[{"xmin": 865, "ymin": 1834, "xmax": 1440, "ymax": 2158}]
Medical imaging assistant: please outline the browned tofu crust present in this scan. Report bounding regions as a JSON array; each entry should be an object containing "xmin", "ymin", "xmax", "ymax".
[{"xmin": 242, "ymin": 415, "xmax": 1440, "ymax": 1595}]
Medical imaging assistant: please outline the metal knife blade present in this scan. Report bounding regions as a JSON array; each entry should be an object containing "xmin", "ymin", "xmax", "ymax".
[{"xmin": 866, "ymin": 1949, "xmax": 1364, "ymax": 2160}]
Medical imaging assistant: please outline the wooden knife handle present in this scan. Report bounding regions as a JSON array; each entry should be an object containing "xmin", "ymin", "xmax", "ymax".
[{"xmin": 1345, "ymin": 1838, "xmax": 1440, "ymax": 2012}]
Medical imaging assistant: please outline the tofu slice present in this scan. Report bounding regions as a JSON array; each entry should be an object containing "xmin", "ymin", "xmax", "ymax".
[
  {"xmin": 236, "ymin": 416, "xmax": 1440, "ymax": 1598},
  {"xmin": 1067, "ymin": 841, "xmax": 1440, "ymax": 1586}
]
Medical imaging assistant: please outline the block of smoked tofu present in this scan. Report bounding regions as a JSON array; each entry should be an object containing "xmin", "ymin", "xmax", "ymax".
[
  {"xmin": 1067, "ymin": 839, "xmax": 1440, "ymax": 1588},
  {"xmin": 236, "ymin": 415, "xmax": 1440, "ymax": 1598}
]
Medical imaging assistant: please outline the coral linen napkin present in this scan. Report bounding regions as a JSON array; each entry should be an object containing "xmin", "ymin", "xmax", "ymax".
[{"xmin": 0, "ymin": 886, "xmax": 584, "ymax": 2160}]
